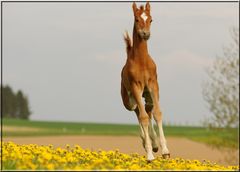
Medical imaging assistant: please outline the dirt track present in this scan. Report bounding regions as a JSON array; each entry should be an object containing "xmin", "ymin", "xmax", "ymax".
[{"xmin": 3, "ymin": 135, "xmax": 239, "ymax": 166}]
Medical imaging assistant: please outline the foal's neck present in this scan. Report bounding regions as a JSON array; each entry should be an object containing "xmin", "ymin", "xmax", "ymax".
[{"xmin": 132, "ymin": 24, "xmax": 149, "ymax": 57}]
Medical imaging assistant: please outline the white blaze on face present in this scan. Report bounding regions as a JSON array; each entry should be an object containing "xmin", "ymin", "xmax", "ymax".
[{"xmin": 141, "ymin": 12, "xmax": 148, "ymax": 22}]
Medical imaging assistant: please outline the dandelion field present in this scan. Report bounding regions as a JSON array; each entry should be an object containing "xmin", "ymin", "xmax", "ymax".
[{"xmin": 1, "ymin": 142, "xmax": 239, "ymax": 170}]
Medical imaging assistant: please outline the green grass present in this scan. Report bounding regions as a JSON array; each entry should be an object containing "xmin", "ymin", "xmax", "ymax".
[
  {"xmin": 2, "ymin": 118, "xmax": 139, "ymax": 136},
  {"xmin": 164, "ymin": 126, "xmax": 239, "ymax": 149},
  {"xmin": 1, "ymin": 118, "xmax": 239, "ymax": 149}
]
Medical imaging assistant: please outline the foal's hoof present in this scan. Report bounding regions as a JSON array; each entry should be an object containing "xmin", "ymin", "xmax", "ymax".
[
  {"xmin": 162, "ymin": 153, "xmax": 170, "ymax": 159},
  {"xmin": 152, "ymin": 147, "xmax": 158, "ymax": 153},
  {"xmin": 147, "ymin": 158, "xmax": 155, "ymax": 163},
  {"xmin": 147, "ymin": 154, "xmax": 155, "ymax": 163}
]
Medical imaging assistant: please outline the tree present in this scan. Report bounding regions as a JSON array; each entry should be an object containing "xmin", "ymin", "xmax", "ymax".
[
  {"xmin": 2, "ymin": 85, "xmax": 16, "ymax": 118},
  {"xmin": 202, "ymin": 27, "xmax": 239, "ymax": 128},
  {"xmin": 16, "ymin": 90, "xmax": 31, "ymax": 119},
  {"xmin": 16, "ymin": 90, "xmax": 24, "ymax": 118},
  {"xmin": 1, "ymin": 85, "xmax": 31, "ymax": 119}
]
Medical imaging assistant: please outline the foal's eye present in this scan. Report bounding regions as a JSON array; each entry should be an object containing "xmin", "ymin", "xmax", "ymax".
[
  {"xmin": 150, "ymin": 19, "xmax": 153, "ymax": 23},
  {"xmin": 135, "ymin": 19, "xmax": 139, "ymax": 22}
]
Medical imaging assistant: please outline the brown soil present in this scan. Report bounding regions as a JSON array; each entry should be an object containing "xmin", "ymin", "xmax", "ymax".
[{"xmin": 3, "ymin": 135, "xmax": 239, "ymax": 166}]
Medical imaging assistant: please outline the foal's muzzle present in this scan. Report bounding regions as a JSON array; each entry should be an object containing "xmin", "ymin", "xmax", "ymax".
[{"xmin": 139, "ymin": 31, "xmax": 151, "ymax": 40}]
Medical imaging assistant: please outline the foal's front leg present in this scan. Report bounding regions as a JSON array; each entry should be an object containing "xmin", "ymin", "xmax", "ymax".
[
  {"xmin": 148, "ymin": 118, "xmax": 159, "ymax": 153},
  {"xmin": 150, "ymin": 84, "xmax": 170, "ymax": 159},
  {"xmin": 135, "ymin": 107, "xmax": 158, "ymax": 153},
  {"xmin": 145, "ymin": 103, "xmax": 159, "ymax": 153},
  {"xmin": 131, "ymin": 84, "xmax": 154, "ymax": 161}
]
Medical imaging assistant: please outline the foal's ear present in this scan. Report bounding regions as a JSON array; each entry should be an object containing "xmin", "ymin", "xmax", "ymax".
[
  {"xmin": 145, "ymin": 2, "xmax": 150, "ymax": 12},
  {"xmin": 132, "ymin": 2, "xmax": 138, "ymax": 14}
]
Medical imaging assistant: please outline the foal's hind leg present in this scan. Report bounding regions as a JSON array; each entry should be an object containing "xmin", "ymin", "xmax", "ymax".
[{"xmin": 144, "ymin": 91, "xmax": 159, "ymax": 153}]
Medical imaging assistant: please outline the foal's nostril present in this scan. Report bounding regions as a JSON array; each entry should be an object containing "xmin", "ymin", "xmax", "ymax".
[{"xmin": 143, "ymin": 31, "xmax": 150, "ymax": 36}]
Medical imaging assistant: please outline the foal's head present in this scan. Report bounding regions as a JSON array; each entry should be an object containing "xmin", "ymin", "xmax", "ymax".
[{"xmin": 132, "ymin": 2, "xmax": 152, "ymax": 40}]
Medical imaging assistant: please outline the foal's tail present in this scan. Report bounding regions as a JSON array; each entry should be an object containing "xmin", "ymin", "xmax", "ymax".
[{"xmin": 123, "ymin": 31, "xmax": 132, "ymax": 54}]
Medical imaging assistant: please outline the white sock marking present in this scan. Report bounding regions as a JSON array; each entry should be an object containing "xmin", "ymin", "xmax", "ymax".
[{"xmin": 159, "ymin": 122, "xmax": 170, "ymax": 154}]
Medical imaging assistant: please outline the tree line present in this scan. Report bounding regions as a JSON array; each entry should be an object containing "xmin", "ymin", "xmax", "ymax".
[{"xmin": 1, "ymin": 85, "xmax": 31, "ymax": 119}]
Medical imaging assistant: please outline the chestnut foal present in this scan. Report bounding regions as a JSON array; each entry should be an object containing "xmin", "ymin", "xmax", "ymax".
[{"xmin": 121, "ymin": 2, "xmax": 170, "ymax": 161}]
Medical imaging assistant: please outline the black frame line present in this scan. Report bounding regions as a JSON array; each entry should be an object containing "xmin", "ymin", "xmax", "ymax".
[
  {"xmin": 1, "ymin": 1, "xmax": 240, "ymax": 3},
  {"xmin": 0, "ymin": 0, "xmax": 239, "ymax": 171}
]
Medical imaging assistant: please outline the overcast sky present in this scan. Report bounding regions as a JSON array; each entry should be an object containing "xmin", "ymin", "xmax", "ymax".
[{"xmin": 2, "ymin": 2, "xmax": 239, "ymax": 125}]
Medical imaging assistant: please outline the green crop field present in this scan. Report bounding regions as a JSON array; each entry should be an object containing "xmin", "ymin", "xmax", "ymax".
[{"xmin": 1, "ymin": 118, "xmax": 239, "ymax": 149}]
